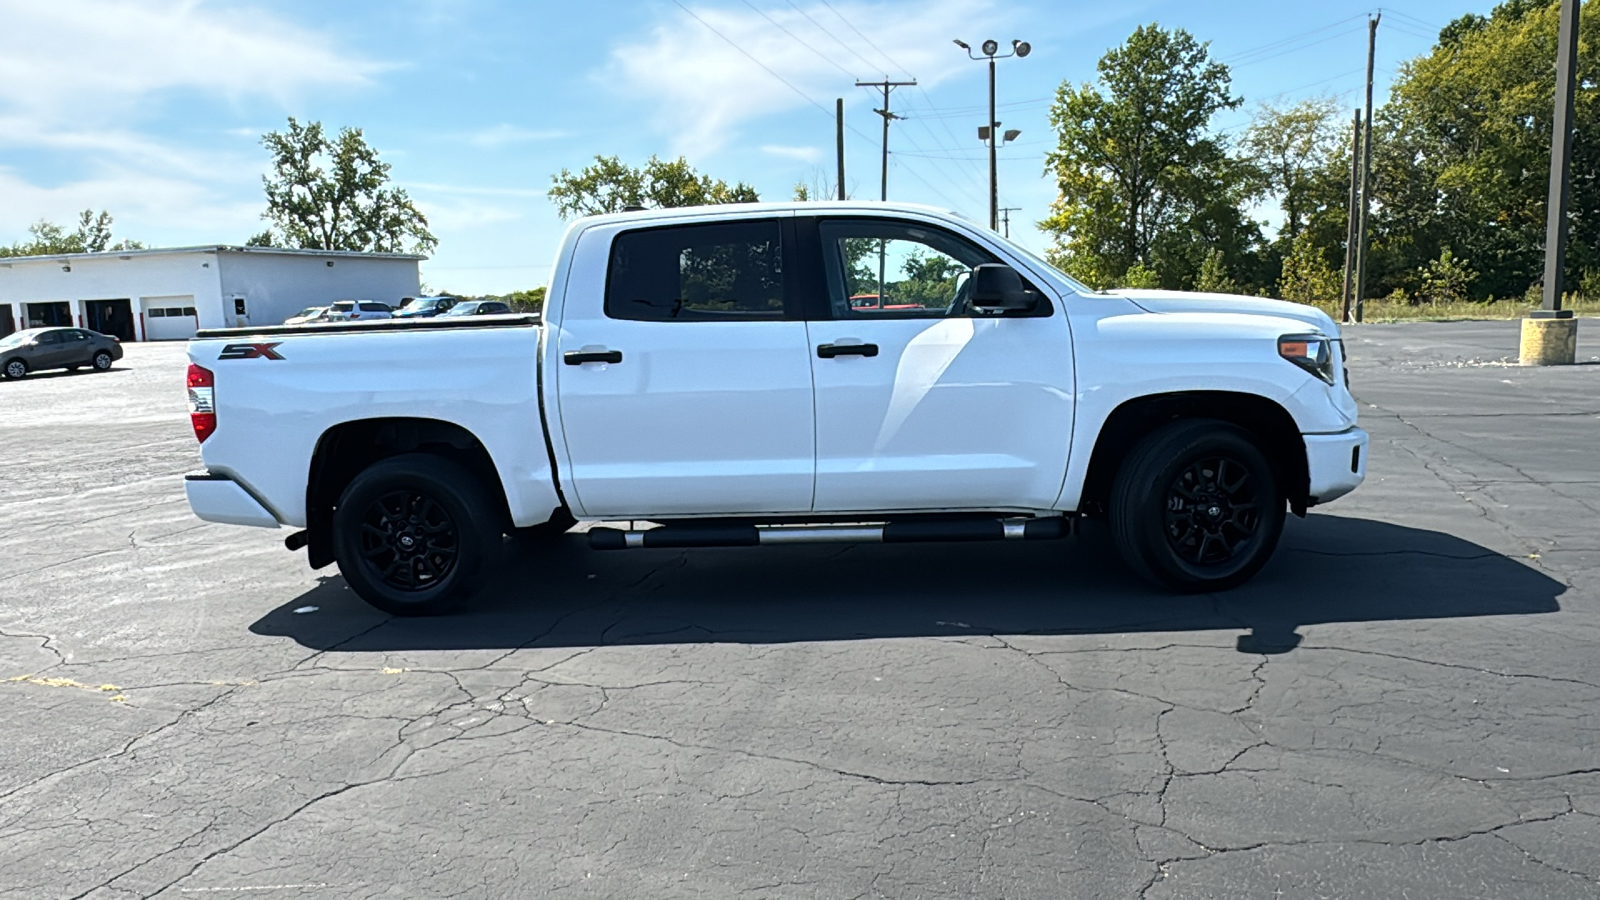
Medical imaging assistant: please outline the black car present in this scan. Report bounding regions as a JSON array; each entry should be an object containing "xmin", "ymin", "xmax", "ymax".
[
  {"xmin": 0, "ymin": 328, "xmax": 124, "ymax": 379},
  {"xmin": 439, "ymin": 300, "xmax": 514, "ymax": 317},
  {"xmin": 393, "ymin": 295, "xmax": 460, "ymax": 318}
]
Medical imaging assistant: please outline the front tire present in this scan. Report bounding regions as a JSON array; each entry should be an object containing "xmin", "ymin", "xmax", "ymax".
[
  {"xmin": 1110, "ymin": 420, "xmax": 1285, "ymax": 592},
  {"xmin": 3, "ymin": 358, "xmax": 26, "ymax": 380},
  {"xmin": 331, "ymin": 454, "xmax": 503, "ymax": 616}
]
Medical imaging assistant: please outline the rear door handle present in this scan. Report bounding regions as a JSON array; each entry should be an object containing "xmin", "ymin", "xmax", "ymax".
[
  {"xmin": 817, "ymin": 342, "xmax": 879, "ymax": 359},
  {"xmin": 564, "ymin": 349, "xmax": 623, "ymax": 365}
]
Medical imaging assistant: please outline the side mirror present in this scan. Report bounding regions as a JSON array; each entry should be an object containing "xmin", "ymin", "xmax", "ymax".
[{"xmin": 969, "ymin": 263, "xmax": 1036, "ymax": 312}]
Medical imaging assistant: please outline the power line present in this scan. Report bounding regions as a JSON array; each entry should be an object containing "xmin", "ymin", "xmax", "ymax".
[
  {"xmin": 1221, "ymin": 14, "xmax": 1368, "ymax": 64},
  {"xmin": 782, "ymin": 0, "xmax": 883, "ymax": 75},
  {"xmin": 671, "ymin": 0, "xmax": 890, "ymax": 163},
  {"xmin": 1379, "ymin": 8, "xmax": 1442, "ymax": 32},
  {"xmin": 740, "ymin": 0, "xmax": 857, "ymax": 80},
  {"xmin": 1229, "ymin": 24, "xmax": 1369, "ymax": 69},
  {"xmin": 671, "ymin": 1, "xmax": 839, "ymax": 122},
  {"xmin": 818, "ymin": 0, "xmax": 912, "ymax": 77}
]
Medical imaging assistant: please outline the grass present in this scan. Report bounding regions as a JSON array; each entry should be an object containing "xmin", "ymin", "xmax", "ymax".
[{"xmin": 1303, "ymin": 295, "xmax": 1600, "ymax": 323}]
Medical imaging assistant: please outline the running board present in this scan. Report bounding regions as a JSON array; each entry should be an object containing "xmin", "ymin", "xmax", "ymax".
[{"xmin": 588, "ymin": 516, "xmax": 1068, "ymax": 550}]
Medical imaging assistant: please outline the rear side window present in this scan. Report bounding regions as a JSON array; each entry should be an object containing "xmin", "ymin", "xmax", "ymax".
[
  {"xmin": 358, "ymin": 302, "xmax": 389, "ymax": 312},
  {"xmin": 605, "ymin": 220, "xmax": 786, "ymax": 322}
]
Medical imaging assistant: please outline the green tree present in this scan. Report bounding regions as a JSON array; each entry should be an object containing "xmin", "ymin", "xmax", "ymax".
[
  {"xmin": 257, "ymin": 117, "xmax": 436, "ymax": 254},
  {"xmin": 1278, "ymin": 231, "xmax": 1341, "ymax": 305},
  {"xmin": 1417, "ymin": 247, "xmax": 1477, "ymax": 303},
  {"xmin": 1372, "ymin": 0, "xmax": 1600, "ymax": 299},
  {"xmin": 1243, "ymin": 98, "xmax": 1342, "ymax": 243},
  {"xmin": 549, "ymin": 155, "xmax": 758, "ymax": 219},
  {"xmin": 1041, "ymin": 24, "xmax": 1258, "ymax": 289},
  {"xmin": 1, "ymin": 210, "xmax": 143, "ymax": 256}
]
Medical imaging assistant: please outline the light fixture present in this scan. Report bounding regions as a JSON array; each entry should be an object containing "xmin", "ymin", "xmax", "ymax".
[
  {"xmin": 61, "ymin": 264, "xmax": 71, "ymax": 272},
  {"xmin": 1013, "ymin": 40, "xmax": 1031, "ymax": 58},
  {"xmin": 1003, "ymin": 128, "xmax": 1022, "ymax": 142},
  {"xmin": 981, "ymin": 39, "xmax": 999, "ymax": 56},
  {"xmin": 952, "ymin": 38, "xmax": 969, "ymax": 49},
  {"xmin": 326, "ymin": 260, "xmax": 335, "ymax": 267}
]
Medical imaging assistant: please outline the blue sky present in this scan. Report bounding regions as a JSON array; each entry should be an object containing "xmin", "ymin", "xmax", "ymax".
[{"xmin": 0, "ymin": 0, "xmax": 1491, "ymax": 294}]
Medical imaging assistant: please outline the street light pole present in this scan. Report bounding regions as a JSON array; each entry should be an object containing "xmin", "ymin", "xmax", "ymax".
[
  {"xmin": 988, "ymin": 55, "xmax": 997, "ymax": 230},
  {"xmin": 955, "ymin": 38, "xmax": 1030, "ymax": 231}
]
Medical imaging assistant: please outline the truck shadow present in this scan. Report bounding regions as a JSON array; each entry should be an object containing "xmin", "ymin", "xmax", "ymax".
[{"xmin": 251, "ymin": 513, "xmax": 1563, "ymax": 656}]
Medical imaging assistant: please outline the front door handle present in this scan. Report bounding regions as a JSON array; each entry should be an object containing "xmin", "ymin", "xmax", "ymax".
[
  {"xmin": 564, "ymin": 349, "xmax": 623, "ymax": 365},
  {"xmin": 817, "ymin": 342, "xmax": 879, "ymax": 359}
]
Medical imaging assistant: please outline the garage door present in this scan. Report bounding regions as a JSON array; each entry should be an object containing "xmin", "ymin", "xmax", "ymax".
[{"xmin": 142, "ymin": 297, "xmax": 198, "ymax": 341}]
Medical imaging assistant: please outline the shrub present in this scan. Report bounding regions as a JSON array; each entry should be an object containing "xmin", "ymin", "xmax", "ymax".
[
  {"xmin": 1194, "ymin": 248, "xmax": 1238, "ymax": 294},
  {"xmin": 1417, "ymin": 247, "xmax": 1476, "ymax": 304}
]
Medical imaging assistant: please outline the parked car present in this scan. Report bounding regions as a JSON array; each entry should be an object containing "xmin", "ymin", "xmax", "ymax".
[
  {"xmin": 393, "ymin": 296, "xmax": 460, "ymax": 318},
  {"xmin": 439, "ymin": 300, "xmax": 513, "ymax": 317},
  {"xmin": 184, "ymin": 201, "xmax": 1366, "ymax": 616},
  {"xmin": 323, "ymin": 301, "xmax": 393, "ymax": 322},
  {"xmin": 283, "ymin": 306, "xmax": 328, "ymax": 326},
  {"xmin": 1, "ymin": 327, "xmax": 123, "ymax": 379}
]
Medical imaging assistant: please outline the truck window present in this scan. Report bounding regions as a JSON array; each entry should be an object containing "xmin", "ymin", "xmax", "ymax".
[
  {"xmin": 605, "ymin": 220, "xmax": 786, "ymax": 322},
  {"xmin": 817, "ymin": 218, "xmax": 1044, "ymax": 319}
]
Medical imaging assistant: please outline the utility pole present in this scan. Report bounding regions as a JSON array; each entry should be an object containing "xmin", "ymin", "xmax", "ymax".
[
  {"xmin": 999, "ymin": 206, "xmax": 1021, "ymax": 239},
  {"xmin": 835, "ymin": 97, "xmax": 846, "ymax": 201},
  {"xmin": 858, "ymin": 79, "xmax": 914, "ymax": 302},
  {"xmin": 1353, "ymin": 13, "xmax": 1379, "ymax": 323},
  {"xmin": 1341, "ymin": 110, "xmax": 1362, "ymax": 323},
  {"xmin": 1523, "ymin": 0, "xmax": 1581, "ymax": 364},
  {"xmin": 856, "ymin": 79, "xmax": 916, "ymax": 201}
]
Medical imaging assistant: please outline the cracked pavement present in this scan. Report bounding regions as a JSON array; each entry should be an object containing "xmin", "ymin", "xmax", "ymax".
[{"xmin": 2, "ymin": 321, "xmax": 1598, "ymax": 898}]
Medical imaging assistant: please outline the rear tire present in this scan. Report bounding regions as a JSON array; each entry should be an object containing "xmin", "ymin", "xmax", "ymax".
[
  {"xmin": 1109, "ymin": 419, "xmax": 1284, "ymax": 592},
  {"xmin": 332, "ymin": 453, "xmax": 504, "ymax": 616},
  {"xmin": 92, "ymin": 351, "xmax": 113, "ymax": 371}
]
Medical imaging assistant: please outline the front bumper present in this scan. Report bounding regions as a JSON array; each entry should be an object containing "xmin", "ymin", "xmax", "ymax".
[
  {"xmin": 1304, "ymin": 427, "xmax": 1368, "ymax": 505},
  {"xmin": 185, "ymin": 472, "xmax": 280, "ymax": 528}
]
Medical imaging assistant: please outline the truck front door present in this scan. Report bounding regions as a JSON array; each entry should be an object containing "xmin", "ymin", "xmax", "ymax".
[
  {"xmin": 803, "ymin": 216, "xmax": 1075, "ymax": 512},
  {"xmin": 554, "ymin": 216, "xmax": 816, "ymax": 517}
]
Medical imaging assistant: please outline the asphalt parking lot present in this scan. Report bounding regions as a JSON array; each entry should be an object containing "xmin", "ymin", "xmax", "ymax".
[{"xmin": 3, "ymin": 320, "xmax": 1598, "ymax": 899}]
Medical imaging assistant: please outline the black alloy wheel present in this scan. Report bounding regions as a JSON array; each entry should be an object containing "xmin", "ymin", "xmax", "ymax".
[
  {"xmin": 1163, "ymin": 456, "xmax": 1262, "ymax": 566},
  {"xmin": 1110, "ymin": 419, "xmax": 1285, "ymax": 592},
  {"xmin": 331, "ymin": 453, "xmax": 504, "ymax": 616},
  {"xmin": 359, "ymin": 489, "xmax": 461, "ymax": 592}
]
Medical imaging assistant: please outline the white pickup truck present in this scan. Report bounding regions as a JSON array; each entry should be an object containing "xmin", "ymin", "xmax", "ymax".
[{"xmin": 184, "ymin": 202, "xmax": 1367, "ymax": 615}]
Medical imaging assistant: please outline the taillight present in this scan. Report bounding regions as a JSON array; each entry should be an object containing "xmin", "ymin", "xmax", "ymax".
[{"xmin": 187, "ymin": 364, "xmax": 216, "ymax": 442}]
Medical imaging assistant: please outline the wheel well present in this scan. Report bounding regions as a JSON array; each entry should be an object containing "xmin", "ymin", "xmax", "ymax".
[
  {"xmin": 1079, "ymin": 392, "xmax": 1309, "ymax": 519},
  {"xmin": 304, "ymin": 418, "xmax": 509, "ymax": 569}
]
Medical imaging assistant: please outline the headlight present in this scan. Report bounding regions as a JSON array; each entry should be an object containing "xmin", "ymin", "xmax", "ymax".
[{"xmin": 1278, "ymin": 333, "xmax": 1335, "ymax": 384}]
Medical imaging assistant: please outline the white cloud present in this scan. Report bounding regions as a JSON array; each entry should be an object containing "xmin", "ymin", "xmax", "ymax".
[
  {"xmin": 0, "ymin": 0, "xmax": 387, "ymax": 246},
  {"xmin": 761, "ymin": 144, "xmax": 823, "ymax": 163},
  {"xmin": 606, "ymin": 0, "xmax": 1011, "ymax": 157},
  {"xmin": 459, "ymin": 124, "xmax": 571, "ymax": 149},
  {"xmin": 0, "ymin": 0, "xmax": 385, "ymax": 123}
]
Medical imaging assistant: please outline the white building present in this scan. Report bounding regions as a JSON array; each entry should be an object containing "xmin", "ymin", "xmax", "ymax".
[{"xmin": 0, "ymin": 246, "xmax": 423, "ymax": 341}]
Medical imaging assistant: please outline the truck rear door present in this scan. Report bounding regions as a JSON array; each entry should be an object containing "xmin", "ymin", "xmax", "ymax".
[{"xmin": 553, "ymin": 214, "xmax": 816, "ymax": 517}]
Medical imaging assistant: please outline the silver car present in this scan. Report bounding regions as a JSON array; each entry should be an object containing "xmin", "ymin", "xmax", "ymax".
[{"xmin": 0, "ymin": 328, "xmax": 124, "ymax": 379}]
